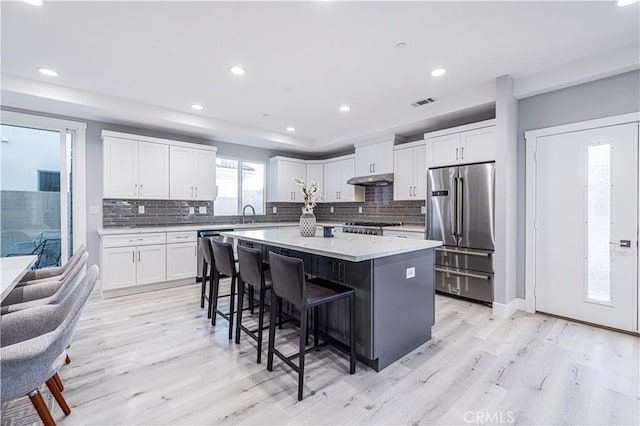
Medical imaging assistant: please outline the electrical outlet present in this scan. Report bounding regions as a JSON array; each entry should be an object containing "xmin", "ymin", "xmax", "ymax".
[
  {"xmin": 199, "ymin": 206, "xmax": 207, "ymax": 214},
  {"xmin": 272, "ymin": 206, "xmax": 277, "ymax": 214},
  {"xmin": 330, "ymin": 206, "xmax": 334, "ymax": 213},
  {"xmin": 421, "ymin": 205, "xmax": 426, "ymax": 214},
  {"xmin": 189, "ymin": 207, "xmax": 195, "ymax": 215},
  {"xmin": 138, "ymin": 205, "xmax": 145, "ymax": 214},
  {"xmin": 89, "ymin": 205, "xmax": 100, "ymax": 215},
  {"xmin": 406, "ymin": 267, "xmax": 415, "ymax": 279},
  {"xmin": 358, "ymin": 206, "xmax": 363, "ymax": 214}
]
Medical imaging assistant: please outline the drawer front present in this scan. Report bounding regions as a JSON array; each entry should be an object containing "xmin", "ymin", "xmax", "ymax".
[
  {"xmin": 166, "ymin": 231, "xmax": 197, "ymax": 243},
  {"xmin": 102, "ymin": 233, "xmax": 166, "ymax": 248},
  {"xmin": 383, "ymin": 230, "xmax": 425, "ymax": 239},
  {"xmin": 435, "ymin": 247, "xmax": 494, "ymax": 274},
  {"xmin": 435, "ymin": 266, "xmax": 493, "ymax": 303}
]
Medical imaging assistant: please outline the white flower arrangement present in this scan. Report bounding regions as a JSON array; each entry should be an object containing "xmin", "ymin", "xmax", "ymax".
[{"xmin": 293, "ymin": 177, "xmax": 322, "ymax": 213}]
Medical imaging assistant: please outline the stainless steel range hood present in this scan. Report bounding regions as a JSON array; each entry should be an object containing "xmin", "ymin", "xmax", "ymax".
[{"xmin": 347, "ymin": 173, "xmax": 394, "ymax": 186}]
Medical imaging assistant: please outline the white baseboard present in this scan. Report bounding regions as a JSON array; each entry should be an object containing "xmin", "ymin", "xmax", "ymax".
[
  {"xmin": 100, "ymin": 278, "xmax": 197, "ymax": 299},
  {"xmin": 492, "ymin": 298, "xmax": 526, "ymax": 318}
]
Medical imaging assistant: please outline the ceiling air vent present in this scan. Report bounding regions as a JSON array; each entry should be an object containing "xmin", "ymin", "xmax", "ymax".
[{"xmin": 411, "ymin": 97, "xmax": 438, "ymax": 107}]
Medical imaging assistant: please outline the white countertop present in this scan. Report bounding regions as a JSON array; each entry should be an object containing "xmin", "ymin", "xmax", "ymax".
[
  {"xmin": 1, "ymin": 255, "xmax": 37, "ymax": 301},
  {"xmin": 384, "ymin": 225, "xmax": 426, "ymax": 232},
  {"xmin": 97, "ymin": 222, "xmax": 301, "ymax": 236},
  {"xmin": 221, "ymin": 228, "xmax": 441, "ymax": 262}
]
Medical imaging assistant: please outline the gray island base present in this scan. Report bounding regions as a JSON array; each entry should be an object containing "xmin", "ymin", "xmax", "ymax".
[{"xmin": 221, "ymin": 228, "xmax": 442, "ymax": 371}]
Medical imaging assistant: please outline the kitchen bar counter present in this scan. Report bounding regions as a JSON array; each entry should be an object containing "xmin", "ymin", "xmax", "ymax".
[
  {"xmin": 222, "ymin": 228, "xmax": 439, "ymax": 262},
  {"xmin": 223, "ymin": 228, "xmax": 441, "ymax": 371}
]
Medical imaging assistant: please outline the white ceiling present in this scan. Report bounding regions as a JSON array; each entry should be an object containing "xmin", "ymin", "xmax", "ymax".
[{"xmin": 1, "ymin": 1, "xmax": 639, "ymax": 152}]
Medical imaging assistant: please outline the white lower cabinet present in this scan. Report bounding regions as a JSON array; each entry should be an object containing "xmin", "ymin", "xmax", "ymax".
[
  {"xmin": 102, "ymin": 246, "xmax": 137, "ymax": 290},
  {"xmin": 166, "ymin": 242, "xmax": 197, "ymax": 280},
  {"xmin": 136, "ymin": 244, "xmax": 166, "ymax": 285},
  {"xmin": 101, "ymin": 231, "xmax": 197, "ymax": 296}
]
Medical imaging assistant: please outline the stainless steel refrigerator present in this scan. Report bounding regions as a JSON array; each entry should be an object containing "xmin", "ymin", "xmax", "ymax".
[{"xmin": 427, "ymin": 162, "xmax": 495, "ymax": 303}]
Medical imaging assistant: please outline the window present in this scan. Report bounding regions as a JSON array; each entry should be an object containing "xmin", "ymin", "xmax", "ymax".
[
  {"xmin": 214, "ymin": 158, "xmax": 265, "ymax": 216},
  {"xmin": 38, "ymin": 170, "xmax": 61, "ymax": 192}
]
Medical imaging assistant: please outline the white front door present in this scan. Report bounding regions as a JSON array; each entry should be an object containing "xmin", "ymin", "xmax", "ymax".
[{"xmin": 534, "ymin": 123, "xmax": 638, "ymax": 332}]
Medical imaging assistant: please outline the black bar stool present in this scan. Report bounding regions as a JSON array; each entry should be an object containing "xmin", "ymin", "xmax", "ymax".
[
  {"xmin": 267, "ymin": 251, "xmax": 356, "ymax": 401},
  {"xmin": 199, "ymin": 236, "xmax": 215, "ymax": 318},
  {"xmin": 211, "ymin": 240, "xmax": 239, "ymax": 339},
  {"xmin": 235, "ymin": 245, "xmax": 282, "ymax": 363}
]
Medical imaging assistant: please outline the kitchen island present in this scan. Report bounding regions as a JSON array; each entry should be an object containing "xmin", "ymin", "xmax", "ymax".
[{"xmin": 221, "ymin": 228, "xmax": 442, "ymax": 371}]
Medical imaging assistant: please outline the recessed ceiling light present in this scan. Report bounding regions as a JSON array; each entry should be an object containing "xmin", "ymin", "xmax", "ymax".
[
  {"xmin": 286, "ymin": 126, "xmax": 295, "ymax": 132},
  {"xmin": 431, "ymin": 68, "xmax": 446, "ymax": 77},
  {"xmin": 339, "ymin": 105, "xmax": 351, "ymax": 112},
  {"xmin": 191, "ymin": 104, "xmax": 203, "ymax": 110},
  {"xmin": 38, "ymin": 67, "xmax": 58, "ymax": 77},
  {"xmin": 395, "ymin": 42, "xmax": 408, "ymax": 49},
  {"xmin": 230, "ymin": 66, "xmax": 246, "ymax": 76},
  {"xmin": 616, "ymin": 0, "xmax": 638, "ymax": 5},
  {"xmin": 22, "ymin": 0, "xmax": 44, "ymax": 5}
]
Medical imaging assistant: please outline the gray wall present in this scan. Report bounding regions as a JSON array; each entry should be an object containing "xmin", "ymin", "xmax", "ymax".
[{"xmin": 516, "ymin": 70, "xmax": 640, "ymax": 298}]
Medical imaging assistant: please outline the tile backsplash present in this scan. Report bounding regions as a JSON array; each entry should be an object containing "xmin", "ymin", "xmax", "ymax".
[{"xmin": 103, "ymin": 184, "xmax": 425, "ymax": 228}]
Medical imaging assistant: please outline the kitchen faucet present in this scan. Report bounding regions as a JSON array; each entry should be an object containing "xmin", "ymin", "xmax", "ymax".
[{"xmin": 242, "ymin": 204, "xmax": 256, "ymax": 224}]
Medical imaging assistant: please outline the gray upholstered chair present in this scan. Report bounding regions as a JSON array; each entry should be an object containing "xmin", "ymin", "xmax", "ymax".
[
  {"xmin": 1, "ymin": 265, "xmax": 99, "ymax": 426},
  {"xmin": 1, "ymin": 252, "xmax": 88, "ymax": 315},
  {"xmin": 18, "ymin": 244, "xmax": 87, "ymax": 286}
]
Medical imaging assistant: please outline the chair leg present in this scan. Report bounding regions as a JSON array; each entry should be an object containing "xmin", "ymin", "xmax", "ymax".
[
  {"xmin": 257, "ymin": 287, "xmax": 266, "ymax": 364},
  {"xmin": 207, "ymin": 269, "xmax": 214, "ymax": 319},
  {"xmin": 305, "ymin": 309, "xmax": 310, "ymax": 346},
  {"xmin": 314, "ymin": 305, "xmax": 319, "ymax": 347},
  {"xmin": 249, "ymin": 285, "xmax": 255, "ymax": 314},
  {"xmin": 211, "ymin": 271, "xmax": 220, "ymax": 326},
  {"xmin": 65, "ymin": 354, "xmax": 71, "ymax": 365},
  {"xmin": 46, "ymin": 377, "xmax": 71, "ymax": 415},
  {"xmin": 200, "ymin": 262, "xmax": 206, "ymax": 308},
  {"xmin": 278, "ymin": 297, "xmax": 283, "ymax": 329},
  {"xmin": 349, "ymin": 294, "xmax": 356, "ymax": 374},
  {"xmin": 228, "ymin": 275, "xmax": 236, "ymax": 340},
  {"xmin": 235, "ymin": 280, "xmax": 245, "ymax": 344},
  {"xmin": 52, "ymin": 372, "xmax": 64, "ymax": 392},
  {"xmin": 267, "ymin": 295, "xmax": 278, "ymax": 371},
  {"xmin": 298, "ymin": 308, "xmax": 307, "ymax": 401},
  {"xmin": 28, "ymin": 389, "xmax": 56, "ymax": 426}
]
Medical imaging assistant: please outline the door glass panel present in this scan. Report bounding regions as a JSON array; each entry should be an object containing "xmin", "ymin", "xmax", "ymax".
[
  {"xmin": 214, "ymin": 158, "xmax": 239, "ymax": 216},
  {"xmin": 586, "ymin": 144, "xmax": 611, "ymax": 303},
  {"xmin": 66, "ymin": 131, "xmax": 74, "ymax": 259},
  {"xmin": 0, "ymin": 125, "xmax": 62, "ymax": 269}
]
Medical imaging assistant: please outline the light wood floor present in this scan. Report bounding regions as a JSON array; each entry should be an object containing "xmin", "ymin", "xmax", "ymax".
[{"xmin": 51, "ymin": 280, "xmax": 639, "ymax": 425}]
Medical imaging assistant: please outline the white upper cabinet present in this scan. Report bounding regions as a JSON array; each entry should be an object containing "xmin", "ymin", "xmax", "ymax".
[
  {"xmin": 460, "ymin": 126, "xmax": 495, "ymax": 164},
  {"xmin": 425, "ymin": 120, "xmax": 495, "ymax": 168},
  {"xmin": 268, "ymin": 157, "xmax": 307, "ymax": 202},
  {"xmin": 103, "ymin": 137, "xmax": 139, "ymax": 199},
  {"xmin": 324, "ymin": 156, "xmax": 364, "ymax": 203},
  {"xmin": 138, "ymin": 142, "xmax": 169, "ymax": 199},
  {"xmin": 393, "ymin": 142, "xmax": 427, "ymax": 201},
  {"xmin": 103, "ymin": 131, "xmax": 216, "ymax": 201},
  {"xmin": 104, "ymin": 137, "xmax": 170, "ymax": 199},
  {"xmin": 306, "ymin": 162, "xmax": 324, "ymax": 201},
  {"xmin": 193, "ymin": 149, "xmax": 216, "ymax": 200},
  {"xmin": 169, "ymin": 146, "xmax": 217, "ymax": 200},
  {"xmin": 355, "ymin": 140, "xmax": 394, "ymax": 175}
]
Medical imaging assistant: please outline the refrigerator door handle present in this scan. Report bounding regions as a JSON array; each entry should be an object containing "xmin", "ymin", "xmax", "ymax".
[
  {"xmin": 457, "ymin": 177, "xmax": 464, "ymax": 238},
  {"xmin": 453, "ymin": 176, "xmax": 458, "ymax": 238}
]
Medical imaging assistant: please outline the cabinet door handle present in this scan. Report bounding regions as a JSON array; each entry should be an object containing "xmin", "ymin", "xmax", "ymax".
[
  {"xmin": 138, "ymin": 250, "xmax": 141, "ymax": 262},
  {"xmin": 191, "ymin": 186, "xmax": 194, "ymax": 197},
  {"xmin": 132, "ymin": 250, "xmax": 135, "ymax": 263},
  {"xmin": 134, "ymin": 184, "xmax": 138, "ymax": 196},
  {"xmin": 140, "ymin": 184, "xmax": 143, "ymax": 196},
  {"xmin": 461, "ymin": 147, "xmax": 464, "ymax": 160},
  {"xmin": 195, "ymin": 186, "xmax": 198, "ymax": 198},
  {"xmin": 373, "ymin": 163, "xmax": 375, "ymax": 173},
  {"xmin": 456, "ymin": 148, "xmax": 459, "ymax": 160}
]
